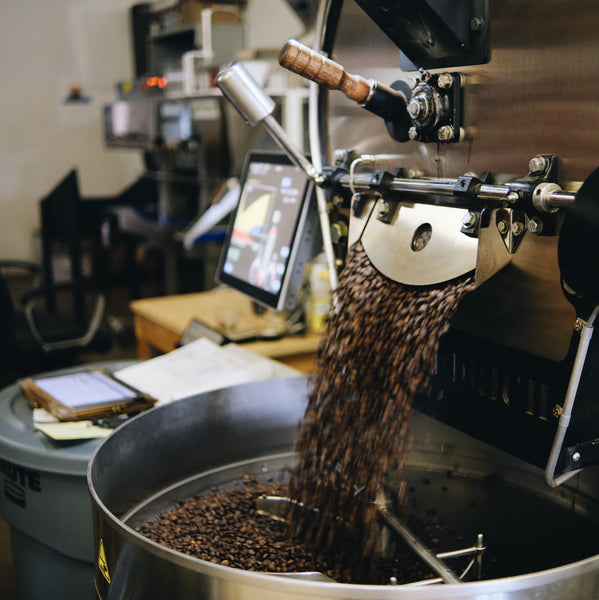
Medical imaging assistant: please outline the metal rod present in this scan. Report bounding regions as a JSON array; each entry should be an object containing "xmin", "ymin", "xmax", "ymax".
[
  {"xmin": 477, "ymin": 184, "xmax": 513, "ymax": 201},
  {"xmin": 258, "ymin": 495, "xmax": 463, "ymax": 585},
  {"xmin": 335, "ymin": 172, "xmax": 576, "ymax": 210},
  {"xmin": 338, "ymin": 172, "xmax": 457, "ymax": 196},
  {"xmin": 377, "ymin": 503, "xmax": 462, "ymax": 584},
  {"xmin": 437, "ymin": 541, "xmax": 485, "ymax": 560},
  {"xmin": 261, "ymin": 115, "xmax": 322, "ymax": 183},
  {"xmin": 309, "ymin": 5, "xmax": 339, "ymax": 293},
  {"xmin": 545, "ymin": 307, "xmax": 599, "ymax": 487},
  {"xmin": 548, "ymin": 190, "xmax": 578, "ymax": 208},
  {"xmin": 476, "ymin": 533, "xmax": 484, "ymax": 580}
]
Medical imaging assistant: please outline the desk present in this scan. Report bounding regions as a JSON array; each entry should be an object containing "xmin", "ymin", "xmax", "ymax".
[{"xmin": 130, "ymin": 288, "xmax": 322, "ymax": 374}]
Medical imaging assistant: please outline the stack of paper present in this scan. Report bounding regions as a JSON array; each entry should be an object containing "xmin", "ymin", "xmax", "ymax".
[{"xmin": 113, "ymin": 338, "xmax": 299, "ymax": 405}]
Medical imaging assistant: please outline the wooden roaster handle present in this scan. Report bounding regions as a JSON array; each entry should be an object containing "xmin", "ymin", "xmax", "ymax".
[{"xmin": 279, "ymin": 39, "xmax": 372, "ymax": 104}]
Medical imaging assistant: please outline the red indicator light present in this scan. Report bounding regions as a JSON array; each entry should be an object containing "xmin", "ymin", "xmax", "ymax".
[{"xmin": 141, "ymin": 76, "xmax": 167, "ymax": 92}]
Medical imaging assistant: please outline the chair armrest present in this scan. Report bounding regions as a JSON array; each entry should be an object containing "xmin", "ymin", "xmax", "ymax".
[
  {"xmin": 23, "ymin": 284, "xmax": 106, "ymax": 352},
  {"xmin": 0, "ymin": 260, "xmax": 43, "ymax": 289}
]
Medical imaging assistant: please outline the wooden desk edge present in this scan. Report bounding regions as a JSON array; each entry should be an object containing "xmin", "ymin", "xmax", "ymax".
[{"xmin": 133, "ymin": 313, "xmax": 322, "ymax": 373}]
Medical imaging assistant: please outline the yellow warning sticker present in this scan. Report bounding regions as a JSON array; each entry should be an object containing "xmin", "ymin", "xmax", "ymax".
[{"xmin": 98, "ymin": 539, "xmax": 111, "ymax": 584}]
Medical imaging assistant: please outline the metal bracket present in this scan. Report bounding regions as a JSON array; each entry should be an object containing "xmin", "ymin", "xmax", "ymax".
[
  {"xmin": 561, "ymin": 439, "xmax": 599, "ymax": 473},
  {"xmin": 495, "ymin": 208, "xmax": 526, "ymax": 254}
]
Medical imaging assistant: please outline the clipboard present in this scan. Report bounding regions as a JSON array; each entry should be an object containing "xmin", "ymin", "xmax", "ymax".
[{"xmin": 19, "ymin": 369, "xmax": 157, "ymax": 422}]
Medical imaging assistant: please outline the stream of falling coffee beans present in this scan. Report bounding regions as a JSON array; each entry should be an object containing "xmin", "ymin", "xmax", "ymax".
[{"xmin": 286, "ymin": 242, "xmax": 475, "ymax": 578}]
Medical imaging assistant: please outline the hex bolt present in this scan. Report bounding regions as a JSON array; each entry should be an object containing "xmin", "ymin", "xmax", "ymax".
[
  {"xmin": 553, "ymin": 404, "xmax": 563, "ymax": 419},
  {"xmin": 333, "ymin": 148, "xmax": 349, "ymax": 164},
  {"xmin": 437, "ymin": 125, "xmax": 455, "ymax": 142},
  {"xmin": 378, "ymin": 201, "xmax": 390, "ymax": 218},
  {"xmin": 497, "ymin": 220, "xmax": 509, "ymax": 235},
  {"xmin": 330, "ymin": 222, "xmax": 348, "ymax": 243},
  {"xmin": 529, "ymin": 155, "xmax": 548, "ymax": 175},
  {"xmin": 511, "ymin": 221, "xmax": 525, "ymax": 236},
  {"xmin": 408, "ymin": 98, "xmax": 423, "ymax": 119},
  {"xmin": 437, "ymin": 73, "xmax": 453, "ymax": 90},
  {"xmin": 408, "ymin": 127, "xmax": 420, "ymax": 141},
  {"xmin": 470, "ymin": 16, "xmax": 485, "ymax": 31},
  {"xmin": 462, "ymin": 211, "xmax": 478, "ymax": 228},
  {"xmin": 527, "ymin": 217, "xmax": 544, "ymax": 235}
]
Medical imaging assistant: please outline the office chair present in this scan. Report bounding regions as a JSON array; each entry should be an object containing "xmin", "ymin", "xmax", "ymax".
[
  {"xmin": 0, "ymin": 170, "xmax": 112, "ymax": 387},
  {"xmin": 0, "ymin": 260, "xmax": 110, "ymax": 387}
]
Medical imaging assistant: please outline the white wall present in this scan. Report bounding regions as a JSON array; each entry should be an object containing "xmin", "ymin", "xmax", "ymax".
[
  {"xmin": 0, "ymin": 0, "xmax": 142, "ymax": 260},
  {"xmin": 0, "ymin": 0, "xmax": 304, "ymax": 262},
  {"xmin": 244, "ymin": 0, "xmax": 305, "ymax": 50}
]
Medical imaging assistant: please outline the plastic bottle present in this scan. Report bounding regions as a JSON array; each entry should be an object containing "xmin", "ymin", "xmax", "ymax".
[{"xmin": 307, "ymin": 253, "xmax": 331, "ymax": 333}]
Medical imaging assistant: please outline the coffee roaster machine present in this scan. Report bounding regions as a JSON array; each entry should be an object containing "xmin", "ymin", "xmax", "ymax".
[{"xmin": 89, "ymin": 1, "xmax": 599, "ymax": 598}]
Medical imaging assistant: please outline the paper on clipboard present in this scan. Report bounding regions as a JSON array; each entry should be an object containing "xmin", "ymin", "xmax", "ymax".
[{"xmin": 113, "ymin": 338, "xmax": 297, "ymax": 404}]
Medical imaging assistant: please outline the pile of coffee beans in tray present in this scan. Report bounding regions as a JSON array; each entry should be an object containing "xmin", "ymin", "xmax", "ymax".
[{"xmin": 137, "ymin": 475, "xmax": 447, "ymax": 585}]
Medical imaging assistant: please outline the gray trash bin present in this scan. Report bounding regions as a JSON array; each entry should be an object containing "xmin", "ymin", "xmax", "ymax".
[{"xmin": 0, "ymin": 362, "xmax": 135, "ymax": 600}]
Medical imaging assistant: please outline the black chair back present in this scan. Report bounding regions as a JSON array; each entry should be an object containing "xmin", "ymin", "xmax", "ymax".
[{"xmin": 40, "ymin": 169, "xmax": 87, "ymax": 323}]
